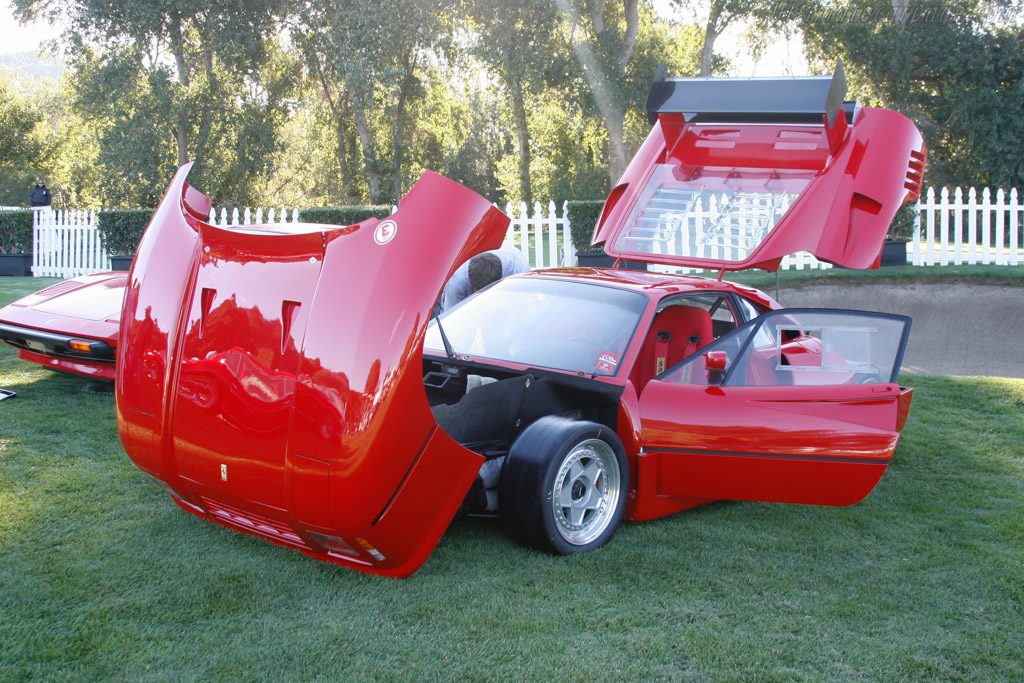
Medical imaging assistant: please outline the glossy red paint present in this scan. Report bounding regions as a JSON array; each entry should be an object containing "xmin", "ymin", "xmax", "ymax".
[
  {"xmin": 117, "ymin": 165, "xmax": 509, "ymax": 577},
  {"xmin": 0, "ymin": 272, "xmax": 126, "ymax": 381},
  {"xmin": 638, "ymin": 382, "xmax": 911, "ymax": 506},
  {"xmin": 592, "ymin": 107, "xmax": 926, "ymax": 271}
]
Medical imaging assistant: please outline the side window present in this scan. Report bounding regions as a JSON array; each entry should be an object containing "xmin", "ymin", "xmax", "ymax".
[
  {"xmin": 735, "ymin": 295, "xmax": 764, "ymax": 323},
  {"xmin": 660, "ymin": 294, "xmax": 739, "ymax": 341},
  {"xmin": 661, "ymin": 309, "xmax": 911, "ymax": 387},
  {"xmin": 708, "ymin": 296, "xmax": 739, "ymax": 338}
]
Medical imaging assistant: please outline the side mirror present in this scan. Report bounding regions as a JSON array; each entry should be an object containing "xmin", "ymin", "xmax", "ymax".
[
  {"xmin": 704, "ymin": 350, "xmax": 727, "ymax": 372},
  {"xmin": 704, "ymin": 350, "xmax": 727, "ymax": 385}
]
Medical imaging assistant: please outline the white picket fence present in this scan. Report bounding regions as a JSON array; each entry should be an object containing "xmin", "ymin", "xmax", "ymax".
[
  {"xmin": 912, "ymin": 187, "xmax": 1022, "ymax": 266},
  {"xmin": 27, "ymin": 188, "xmax": 1024, "ymax": 278},
  {"xmin": 33, "ymin": 209, "xmax": 110, "ymax": 277},
  {"xmin": 30, "ymin": 201, "xmax": 577, "ymax": 278}
]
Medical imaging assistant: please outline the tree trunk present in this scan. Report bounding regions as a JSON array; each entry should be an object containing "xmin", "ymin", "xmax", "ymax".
[
  {"xmin": 891, "ymin": 0, "xmax": 909, "ymax": 26},
  {"xmin": 307, "ymin": 50, "xmax": 354, "ymax": 201},
  {"xmin": 352, "ymin": 101, "xmax": 383, "ymax": 204},
  {"xmin": 174, "ymin": 107, "xmax": 189, "ymax": 166},
  {"xmin": 700, "ymin": 22, "xmax": 719, "ymax": 77},
  {"xmin": 700, "ymin": 2, "xmax": 725, "ymax": 78},
  {"xmin": 391, "ymin": 52, "xmax": 418, "ymax": 203},
  {"xmin": 618, "ymin": 0, "xmax": 639, "ymax": 72},
  {"xmin": 334, "ymin": 116, "xmax": 353, "ymax": 200},
  {"xmin": 168, "ymin": 15, "xmax": 191, "ymax": 166},
  {"xmin": 604, "ymin": 109, "xmax": 628, "ymax": 184},
  {"xmin": 508, "ymin": 70, "xmax": 533, "ymax": 206},
  {"xmin": 561, "ymin": 0, "xmax": 635, "ymax": 185}
]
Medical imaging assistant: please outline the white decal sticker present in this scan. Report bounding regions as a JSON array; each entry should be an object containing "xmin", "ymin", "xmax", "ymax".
[{"xmin": 374, "ymin": 219, "xmax": 398, "ymax": 245}]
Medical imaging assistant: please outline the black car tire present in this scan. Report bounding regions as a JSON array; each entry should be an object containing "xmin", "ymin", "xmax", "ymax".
[{"xmin": 499, "ymin": 416, "xmax": 628, "ymax": 555}]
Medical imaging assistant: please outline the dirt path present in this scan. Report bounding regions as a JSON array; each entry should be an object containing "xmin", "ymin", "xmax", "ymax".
[{"xmin": 777, "ymin": 282, "xmax": 1024, "ymax": 378}]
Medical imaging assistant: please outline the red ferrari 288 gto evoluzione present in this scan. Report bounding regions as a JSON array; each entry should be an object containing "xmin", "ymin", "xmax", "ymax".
[{"xmin": 112, "ymin": 67, "xmax": 924, "ymax": 577}]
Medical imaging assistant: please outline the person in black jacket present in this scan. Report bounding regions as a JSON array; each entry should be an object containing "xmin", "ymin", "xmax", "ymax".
[{"xmin": 30, "ymin": 179, "xmax": 51, "ymax": 207}]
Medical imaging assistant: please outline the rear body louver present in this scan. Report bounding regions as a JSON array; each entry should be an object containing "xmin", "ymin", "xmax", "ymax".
[{"xmin": 593, "ymin": 64, "xmax": 926, "ymax": 271}]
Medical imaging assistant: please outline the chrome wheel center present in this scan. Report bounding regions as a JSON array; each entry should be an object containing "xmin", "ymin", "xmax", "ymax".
[{"xmin": 551, "ymin": 439, "xmax": 621, "ymax": 545}]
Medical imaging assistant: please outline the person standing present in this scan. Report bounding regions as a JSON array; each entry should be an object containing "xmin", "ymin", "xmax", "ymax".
[{"xmin": 30, "ymin": 179, "xmax": 51, "ymax": 207}]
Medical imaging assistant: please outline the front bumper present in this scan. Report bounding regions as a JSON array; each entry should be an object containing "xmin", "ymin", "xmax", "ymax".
[{"xmin": 0, "ymin": 321, "xmax": 116, "ymax": 380}]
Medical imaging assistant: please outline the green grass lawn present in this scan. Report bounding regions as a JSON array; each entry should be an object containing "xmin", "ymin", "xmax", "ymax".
[{"xmin": 1, "ymin": 274, "xmax": 1022, "ymax": 680}]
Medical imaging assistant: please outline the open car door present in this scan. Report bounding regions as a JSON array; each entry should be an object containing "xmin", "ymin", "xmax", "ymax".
[{"xmin": 637, "ymin": 309, "xmax": 913, "ymax": 507}]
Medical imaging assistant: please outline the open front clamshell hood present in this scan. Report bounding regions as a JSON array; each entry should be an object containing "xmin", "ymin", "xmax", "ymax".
[{"xmin": 116, "ymin": 163, "xmax": 509, "ymax": 577}]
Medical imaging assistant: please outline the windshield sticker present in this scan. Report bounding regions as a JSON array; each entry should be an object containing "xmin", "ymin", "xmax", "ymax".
[
  {"xmin": 596, "ymin": 351, "xmax": 619, "ymax": 374},
  {"xmin": 374, "ymin": 219, "xmax": 398, "ymax": 245}
]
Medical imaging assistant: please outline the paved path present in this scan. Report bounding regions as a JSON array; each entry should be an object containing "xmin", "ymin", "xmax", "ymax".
[{"xmin": 778, "ymin": 282, "xmax": 1024, "ymax": 379}]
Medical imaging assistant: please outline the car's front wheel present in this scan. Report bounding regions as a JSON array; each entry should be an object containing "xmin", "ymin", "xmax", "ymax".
[{"xmin": 499, "ymin": 416, "xmax": 627, "ymax": 555}]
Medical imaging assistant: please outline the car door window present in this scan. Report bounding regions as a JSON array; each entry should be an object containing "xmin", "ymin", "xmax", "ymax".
[{"xmin": 661, "ymin": 309, "xmax": 911, "ymax": 387}]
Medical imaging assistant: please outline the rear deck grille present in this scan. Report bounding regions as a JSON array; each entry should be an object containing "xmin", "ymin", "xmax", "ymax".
[{"xmin": 33, "ymin": 280, "xmax": 85, "ymax": 298}]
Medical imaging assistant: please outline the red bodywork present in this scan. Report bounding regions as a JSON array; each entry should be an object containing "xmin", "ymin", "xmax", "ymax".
[
  {"xmin": 117, "ymin": 167, "xmax": 509, "ymax": 577},
  {"xmin": 594, "ymin": 94, "xmax": 925, "ymax": 271},
  {"xmin": 117, "ymin": 73, "xmax": 922, "ymax": 577},
  {"xmin": 0, "ymin": 272, "xmax": 126, "ymax": 381}
]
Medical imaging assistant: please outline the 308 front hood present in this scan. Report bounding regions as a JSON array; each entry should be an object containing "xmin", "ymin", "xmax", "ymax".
[
  {"xmin": 0, "ymin": 272, "xmax": 126, "ymax": 340},
  {"xmin": 116, "ymin": 164, "xmax": 509, "ymax": 577},
  {"xmin": 592, "ymin": 68, "xmax": 926, "ymax": 271}
]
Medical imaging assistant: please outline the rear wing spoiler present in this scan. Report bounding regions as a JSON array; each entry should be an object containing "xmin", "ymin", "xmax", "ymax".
[
  {"xmin": 646, "ymin": 62, "xmax": 857, "ymax": 127},
  {"xmin": 593, "ymin": 62, "xmax": 926, "ymax": 271}
]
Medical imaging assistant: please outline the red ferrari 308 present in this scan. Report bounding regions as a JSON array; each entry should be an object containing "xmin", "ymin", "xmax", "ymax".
[
  {"xmin": 0, "ymin": 272, "xmax": 125, "ymax": 381},
  {"xmin": 19, "ymin": 67, "xmax": 929, "ymax": 577}
]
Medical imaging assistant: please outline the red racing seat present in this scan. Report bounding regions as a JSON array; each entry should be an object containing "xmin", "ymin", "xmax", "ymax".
[{"xmin": 631, "ymin": 305, "xmax": 713, "ymax": 392}]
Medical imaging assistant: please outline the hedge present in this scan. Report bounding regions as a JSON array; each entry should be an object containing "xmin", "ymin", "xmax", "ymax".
[
  {"xmin": 298, "ymin": 206, "xmax": 392, "ymax": 226},
  {"xmin": 565, "ymin": 200, "xmax": 606, "ymax": 251},
  {"xmin": 96, "ymin": 210, "xmax": 155, "ymax": 256},
  {"xmin": 0, "ymin": 210, "xmax": 34, "ymax": 253},
  {"xmin": 888, "ymin": 202, "xmax": 917, "ymax": 241}
]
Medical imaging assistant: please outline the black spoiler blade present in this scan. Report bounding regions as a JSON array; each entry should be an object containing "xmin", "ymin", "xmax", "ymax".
[{"xmin": 646, "ymin": 61, "xmax": 856, "ymax": 126}]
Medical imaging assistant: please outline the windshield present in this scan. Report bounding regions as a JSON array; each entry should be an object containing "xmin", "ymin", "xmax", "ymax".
[{"xmin": 425, "ymin": 277, "xmax": 647, "ymax": 376}]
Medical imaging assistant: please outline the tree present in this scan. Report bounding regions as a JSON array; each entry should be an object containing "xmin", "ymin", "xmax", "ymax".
[
  {"xmin": 554, "ymin": 0, "xmax": 640, "ymax": 183},
  {"xmin": 0, "ymin": 76, "xmax": 53, "ymax": 206},
  {"xmin": 290, "ymin": 0, "xmax": 456, "ymax": 204},
  {"xmin": 671, "ymin": 0, "xmax": 771, "ymax": 76},
  {"xmin": 554, "ymin": 1, "xmax": 706, "ymax": 186},
  {"xmin": 469, "ymin": 0, "xmax": 566, "ymax": 205},
  {"xmin": 14, "ymin": 0, "xmax": 296, "ymax": 207},
  {"xmin": 770, "ymin": 0, "xmax": 1024, "ymax": 189}
]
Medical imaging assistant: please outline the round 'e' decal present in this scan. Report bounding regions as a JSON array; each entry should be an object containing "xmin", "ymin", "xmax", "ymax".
[{"xmin": 374, "ymin": 219, "xmax": 398, "ymax": 245}]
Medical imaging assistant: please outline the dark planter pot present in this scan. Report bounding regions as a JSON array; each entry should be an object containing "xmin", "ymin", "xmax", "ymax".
[
  {"xmin": 576, "ymin": 250, "xmax": 647, "ymax": 271},
  {"xmin": 0, "ymin": 253, "xmax": 32, "ymax": 276},
  {"xmin": 880, "ymin": 239, "xmax": 909, "ymax": 267},
  {"xmin": 110, "ymin": 255, "xmax": 134, "ymax": 271}
]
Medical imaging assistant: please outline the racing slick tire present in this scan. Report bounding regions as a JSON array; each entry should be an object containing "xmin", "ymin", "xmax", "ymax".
[{"xmin": 499, "ymin": 416, "xmax": 628, "ymax": 555}]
